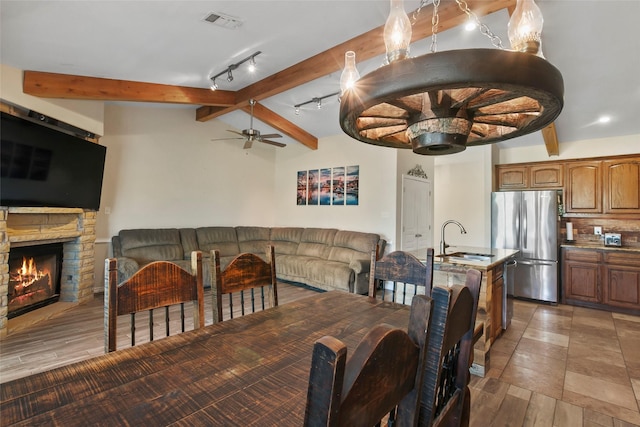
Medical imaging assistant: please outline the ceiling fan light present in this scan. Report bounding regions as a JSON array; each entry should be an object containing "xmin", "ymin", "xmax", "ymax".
[
  {"xmin": 508, "ymin": 0, "xmax": 544, "ymax": 56},
  {"xmin": 383, "ymin": 0, "xmax": 412, "ymax": 63}
]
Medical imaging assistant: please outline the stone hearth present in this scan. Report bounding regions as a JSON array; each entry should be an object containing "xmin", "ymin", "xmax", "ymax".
[{"xmin": 0, "ymin": 207, "xmax": 96, "ymax": 338}]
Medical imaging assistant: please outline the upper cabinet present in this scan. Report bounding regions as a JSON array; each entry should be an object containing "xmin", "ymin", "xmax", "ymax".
[
  {"xmin": 530, "ymin": 163, "xmax": 564, "ymax": 188},
  {"xmin": 496, "ymin": 165, "xmax": 528, "ymax": 189},
  {"xmin": 496, "ymin": 154, "xmax": 640, "ymax": 218},
  {"xmin": 565, "ymin": 160, "xmax": 602, "ymax": 213},
  {"xmin": 496, "ymin": 163, "xmax": 563, "ymax": 191},
  {"xmin": 603, "ymin": 157, "xmax": 640, "ymax": 214}
]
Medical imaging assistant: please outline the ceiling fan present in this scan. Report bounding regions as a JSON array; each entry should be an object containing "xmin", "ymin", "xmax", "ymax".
[{"xmin": 211, "ymin": 99, "xmax": 285, "ymax": 149}]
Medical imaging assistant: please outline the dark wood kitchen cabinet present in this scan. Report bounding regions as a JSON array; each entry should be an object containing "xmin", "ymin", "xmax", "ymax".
[
  {"xmin": 603, "ymin": 156, "xmax": 640, "ymax": 214},
  {"xmin": 562, "ymin": 248, "xmax": 601, "ymax": 304},
  {"xmin": 602, "ymin": 252, "xmax": 640, "ymax": 311},
  {"xmin": 565, "ymin": 160, "xmax": 602, "ymax": 213},
  {"xmin": 562, "ymin": 247, "xmax": 640, "ymax": 315}
]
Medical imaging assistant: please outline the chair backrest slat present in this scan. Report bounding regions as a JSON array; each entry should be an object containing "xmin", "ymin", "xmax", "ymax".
[{"xmin": 105, "ymin": 251, "xmax": 205, "ymax": 353}]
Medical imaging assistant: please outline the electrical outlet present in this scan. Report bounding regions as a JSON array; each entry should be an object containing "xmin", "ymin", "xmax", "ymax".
[{"xmin": 594, "ymin": 226, "xmax": 602, "ymax": 235}]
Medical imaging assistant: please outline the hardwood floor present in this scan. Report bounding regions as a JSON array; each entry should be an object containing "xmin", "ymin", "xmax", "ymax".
[{"xmin": 1, "ymin": 283, "xmax": 639, "ymax": 426}]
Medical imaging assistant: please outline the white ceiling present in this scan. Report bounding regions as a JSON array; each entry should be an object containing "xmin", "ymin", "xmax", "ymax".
[{"xmin": 1, "ymin": 0, "xmax": 639, "ymax": 151}]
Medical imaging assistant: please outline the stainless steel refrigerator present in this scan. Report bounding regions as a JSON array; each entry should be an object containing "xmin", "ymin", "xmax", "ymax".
[{"xmin": 491, "ymin": 190, "xmax": 560, "ymax": 303}]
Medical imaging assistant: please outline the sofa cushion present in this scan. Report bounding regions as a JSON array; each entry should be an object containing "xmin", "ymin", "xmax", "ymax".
[
  {"xmin": 270, "ymin": 227, "xmax": 303, "ymax": 255},
  {"xmin": 118, "ymin": 229, "xmax": 184, "ymax": 264},
  {"xmin": 179, "ymin": 228, "xmax": 199, "ymax": 259},
  {"xmin": 237, "ymin": 226, "xmax": 271, "ymax": 256},
  {"xmin": 296, "ymin": 228, "xmax": 337, "ymax": 259},
  {"xmin": 328, "ymin": 230, "xmax": 380, "ymax": 264},
  {"xmin": 195, "ymin": 227, "xmax": 239, "ymax": 257}
]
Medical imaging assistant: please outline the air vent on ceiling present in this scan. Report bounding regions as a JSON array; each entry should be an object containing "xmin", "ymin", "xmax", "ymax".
[{"xmin": 203, "ymin": 12, "xmax": 244, "ymax": 29}]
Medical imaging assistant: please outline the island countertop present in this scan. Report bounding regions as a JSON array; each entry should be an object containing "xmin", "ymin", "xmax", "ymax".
[{"xmin": 409, "ymin": 246, "xmax": 520, "ymax": 270}]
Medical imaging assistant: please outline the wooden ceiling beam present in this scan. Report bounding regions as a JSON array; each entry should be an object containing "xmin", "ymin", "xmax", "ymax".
[
  {"xmin": 244, "ymin": 102, "xmax": 318, "ymax": 150},
  {"xmin": 23, "ymin": 71, "xmax": 236, "ymax": 106},
  {"xmin": 542, "ymin": 122, "xmax": 560, "ymax": 156},
  {"xmin": 196, "ymin": 0, "xmax": 516, "ymax": 122}
]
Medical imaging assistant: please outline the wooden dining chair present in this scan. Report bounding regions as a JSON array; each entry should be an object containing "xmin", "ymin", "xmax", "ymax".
[
  {"xmin": 415, "ymin": 269, "xmax": 482, "ymax": 427},
  {"xmin": 104, "ymin": 250, "xmax": 205, "ymax": 353},
  {"xmin": 211, "ymin": 244, "xmax": 278, "ymax": 322},
  {"xmin": 304, "ymin": 294, "xmax": 433, "ymax": 427},
  {"xmin": 369, "ymin": 248, "xmax": 434, "ymax": 304}
]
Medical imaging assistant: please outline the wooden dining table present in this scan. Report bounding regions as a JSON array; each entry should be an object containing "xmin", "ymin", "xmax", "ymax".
[{"xmin": 0, "ymin": 291, "xmax": 412, "ymax": 426}]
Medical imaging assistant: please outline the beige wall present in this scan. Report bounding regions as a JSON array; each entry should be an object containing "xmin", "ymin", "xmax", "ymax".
[{"xmin": 273, "ymin": 133, "xmax": 398, "ymax": 249}]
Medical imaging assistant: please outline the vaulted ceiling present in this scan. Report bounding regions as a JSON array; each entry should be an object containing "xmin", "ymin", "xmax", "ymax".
[{"xmin": 2, "ymin": 1, "xmax": 639, "ymax": 154}]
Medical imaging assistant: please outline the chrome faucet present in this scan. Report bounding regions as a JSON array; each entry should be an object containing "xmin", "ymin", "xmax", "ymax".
[{"xmin": 440, "ymin": 220, "xmax": 467, "ymax": 255}]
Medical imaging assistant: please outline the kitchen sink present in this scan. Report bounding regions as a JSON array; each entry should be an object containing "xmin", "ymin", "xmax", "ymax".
[{"xmin": 438, "ymin": 252, "xmax": 494, "ymax": 262}]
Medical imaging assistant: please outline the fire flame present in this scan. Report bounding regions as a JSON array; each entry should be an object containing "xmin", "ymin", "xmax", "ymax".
[{"xmin": 14, "ymin": 256, "xmax": 46, "ymax": 287}]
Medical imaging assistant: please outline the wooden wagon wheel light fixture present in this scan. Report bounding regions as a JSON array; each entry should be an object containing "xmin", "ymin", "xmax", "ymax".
[{"xmin": 339, "ymin": 0, "xmax": 564, "ymax": 155}]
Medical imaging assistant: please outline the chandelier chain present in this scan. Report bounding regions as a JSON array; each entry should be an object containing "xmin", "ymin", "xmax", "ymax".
[
  {"xmin": 454, "ymin": 0, "xmax": 505, "ymax": 49},
  {"xmin": 430, "ymin": 0, "xmax": 441, "ymax": 53}
]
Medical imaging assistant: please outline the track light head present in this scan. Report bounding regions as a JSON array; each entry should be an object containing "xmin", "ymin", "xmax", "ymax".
[
  {"xmin": 227, "ymin": 68, "xmax": 234, "ymax": 82},
  {"xmin": 210, "ymin": 78, "xmax": 218, "ymax": 91}
]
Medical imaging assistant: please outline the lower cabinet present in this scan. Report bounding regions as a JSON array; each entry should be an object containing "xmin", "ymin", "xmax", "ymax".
[
  {"xmin": 603, "ymin": 252, "xmax": 640, "ymax": 310},
  {"xmin": 562, "ymin": 247, "xmax": 640, "ymax": 314}
]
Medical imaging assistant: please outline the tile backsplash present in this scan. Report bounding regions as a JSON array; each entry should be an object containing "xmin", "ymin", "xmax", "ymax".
[{"xmin": 561, "ymin": 218, "xmax": 640, "ymax": 248}]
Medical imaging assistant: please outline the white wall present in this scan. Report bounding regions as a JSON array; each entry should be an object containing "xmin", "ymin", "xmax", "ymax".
[
  {"xmin": 433, "ymin": 145, "xmax": 494, "ymax": 250},
  {"xmin": 274, "ymin": 133, "xmax": 397, "ymax": 248},
  {"xmin": 97, "ymin": 104, "xmax": 278, "ymax": 240}
]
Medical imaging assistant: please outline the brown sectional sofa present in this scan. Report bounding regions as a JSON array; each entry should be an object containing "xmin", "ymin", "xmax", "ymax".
[{"xmin": 111, "ymin": 226, "xmax": 384, "ymax": 294}]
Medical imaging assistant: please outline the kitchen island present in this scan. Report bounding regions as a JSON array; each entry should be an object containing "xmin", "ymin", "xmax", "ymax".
[{"xmin": 410, "ymin": 246, "xmax": 519, "ymax": 377}]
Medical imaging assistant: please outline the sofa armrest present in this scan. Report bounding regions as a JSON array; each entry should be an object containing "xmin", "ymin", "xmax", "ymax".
[
  {"xmin": 114, "ymin": 257, "xmax": 140, "ymax": 285},
  {"xmin": 111, "ymin": 236, "xmax": 123, "ymax": 258},
  {"xmin": 349, "ymin": 258, "xmax": 371, "ymax": 275}
]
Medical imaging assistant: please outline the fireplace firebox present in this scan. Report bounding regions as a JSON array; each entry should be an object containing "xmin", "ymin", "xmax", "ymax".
[{"xmin": 7, "ymin": 243, "xmax": 63, "ymax": 318}]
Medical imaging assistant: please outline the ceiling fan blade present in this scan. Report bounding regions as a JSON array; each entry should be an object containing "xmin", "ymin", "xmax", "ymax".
[
  {"xmin": 259, "ymin": 133, "xmax": 283, "ymax": 139},
  {"xmin": 243, "ymin": 139, "xmax": 253, "ymax": 149},
  {"xmin": 227, "ymin": 130, "xmax": 245, "ymax": 136},
  {"xmin": 261, "ymin": 139, "xmax": 286, "ymax": 148},
  {"xmin": 211, "ymin": 137, "xmax": 244, "ymax": 141}
]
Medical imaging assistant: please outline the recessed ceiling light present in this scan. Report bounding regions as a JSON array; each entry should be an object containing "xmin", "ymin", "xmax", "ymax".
[{"xmin": 597, "ymin": 115, "xmax": 611, "ymax": 124}]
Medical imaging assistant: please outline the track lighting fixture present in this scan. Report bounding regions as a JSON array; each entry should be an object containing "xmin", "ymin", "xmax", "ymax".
[
  {"xmin": 293, "ymin": 91, "xmax": 340, "ymax": 114},
  {"xmin": 208, "ymin": 50, "xmax": 261, "ymax": 90}
]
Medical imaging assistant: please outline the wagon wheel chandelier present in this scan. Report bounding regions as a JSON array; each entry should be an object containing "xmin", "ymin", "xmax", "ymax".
[{"xmin": 339, "ymin": 0, "xmax": 564, "ymax": 155}]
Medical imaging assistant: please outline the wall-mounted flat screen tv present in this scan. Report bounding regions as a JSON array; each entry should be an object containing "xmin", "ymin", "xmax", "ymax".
[{"xmin": 1, "ymin": 112, "xmax": 107, "ymax": 210}]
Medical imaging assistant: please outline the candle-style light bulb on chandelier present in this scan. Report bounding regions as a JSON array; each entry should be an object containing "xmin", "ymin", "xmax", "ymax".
[{"xmin": 339, "ymin": 0, "xmax": 564, "ymax": 155}]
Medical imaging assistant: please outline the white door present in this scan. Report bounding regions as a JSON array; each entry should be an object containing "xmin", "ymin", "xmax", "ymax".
[{"xmin": 401, "ymin": 175, "xmax": 432, "ymax": 251}]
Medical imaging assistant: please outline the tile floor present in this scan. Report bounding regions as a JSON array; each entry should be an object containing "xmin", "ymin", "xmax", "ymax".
[{"xmin": 471, "ymin": 298, "xmax": 640, "ymax": 426}]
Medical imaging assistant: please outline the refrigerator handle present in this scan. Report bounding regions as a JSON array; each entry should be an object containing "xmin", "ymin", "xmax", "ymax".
[{"xmin": 522, "ymin": 199, "xmax": 528, "ymax": 249}]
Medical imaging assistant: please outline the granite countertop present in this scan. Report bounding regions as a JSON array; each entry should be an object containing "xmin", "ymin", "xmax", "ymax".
[
  {"xmin": 409, "ymin": 246, "xmax": 520, "ymax": 270},
  {"xmin": 560, "ymin": 242, "xmax": 640, "ymax": 253}
]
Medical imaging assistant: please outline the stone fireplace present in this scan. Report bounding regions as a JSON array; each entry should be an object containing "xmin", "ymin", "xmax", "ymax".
[{"xmin": 0, "ymin": 207, "xmax": 96, "ymax": 338}]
